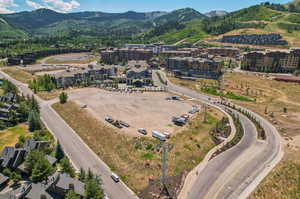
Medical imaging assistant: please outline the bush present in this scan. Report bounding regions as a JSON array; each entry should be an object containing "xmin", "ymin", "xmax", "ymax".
[{"xmin": 59, "ymin": 92, "xmax": 68, "ymax": 104}]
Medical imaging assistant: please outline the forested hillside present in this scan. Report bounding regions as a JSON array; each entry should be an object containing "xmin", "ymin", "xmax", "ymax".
[{"xmin": 3, "ymin": 1, "xmax": 300, "ymax": 57}]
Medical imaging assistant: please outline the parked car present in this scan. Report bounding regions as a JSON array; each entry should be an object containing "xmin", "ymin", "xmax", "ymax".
[
  {"xmin": 138, "ymin": 128, "xmax": 147, "ymax": 135},
  {"xmin": 111, "ymin": 173, "xmax": 120, "ymax": 183},
  {"xmin": 120, "ymin": 121, "xmax": 130, "ymax": 128},
  {"xmin": 113, "ymin": 120, "xmax": 123, "ymax": 129},
  {"xmin": 171, "ymin": 96, "xmax": 181, "ymax": 100},
  {"xmin": 189, "ymin": 109, "xmax": 199, "ymax": 114},
  {"xmin": 80, "ymin": 104, "xmax": 87, "ymax": 108},
  {"xmin": 105, "ymin": 117, "xmax": 114, "ymax": 123},
  {"xmin": 172, "ymin": 117, "xmax": 186, "ymax": 126}
]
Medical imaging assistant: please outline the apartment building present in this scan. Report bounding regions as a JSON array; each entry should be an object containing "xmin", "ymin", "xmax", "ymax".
[
  {"xmin": 241, "ymin": 48, "xmax": 300, "ymax": 73},
  {"xmin": 166, "ymin": 57, "xmax": 223, "ymax": 79},
  {"xmin": 101, "ymin": 48, "xmax": 153, "ymax": 64},
  {"xmin": 124, "ymin": 43, "xmax": 177, "ymax": 53},
  {"xmin": 207, "ymin": 47, "xmax": 240, "ymax": 57},
  {"xmin": 54, "ymin": 65, "xmax": 117, "ymax": 88}
]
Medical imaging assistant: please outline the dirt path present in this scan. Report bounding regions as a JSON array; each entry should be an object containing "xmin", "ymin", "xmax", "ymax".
[{"xmin": 173, "ymin": 38, "xmax": 187, "ymax": 45}]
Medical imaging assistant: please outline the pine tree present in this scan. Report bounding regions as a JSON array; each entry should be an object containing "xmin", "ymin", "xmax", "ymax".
[
  {"xmin": 28, "ymin": 110, "xmax": 41, "ymax": 132},
  {"xmin": 55, "ymin": 141, "xmax": 64, "ymax": 160},
  {"xmin": 59, "ymin": 92, "xmax": 68, "ymax": 104},
  {"xmin": 65, "ymin": 190, "xmax": 80, "ymax": 199},
  {"xmin": 79, "ymin": 168, "xmax": 86, "ymax": 182}
]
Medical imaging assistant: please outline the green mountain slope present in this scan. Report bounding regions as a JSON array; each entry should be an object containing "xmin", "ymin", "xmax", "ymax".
[
  {"xmin": 0, "ymin": 18, "xmax": 28, "ymax": 41},
  {"xmin": 153, "ymin": 8, "xmax": 205, "ymax": 25},
  {"xmin": 0, "ymin": 8, "xmax": 203, "ymax": 40}
]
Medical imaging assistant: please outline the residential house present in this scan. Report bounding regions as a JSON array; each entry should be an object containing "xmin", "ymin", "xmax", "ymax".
[
  {"xmin": 0, "ymin": 174, "xmax": 9, "ymax": 190},
  {"xmin": 1, "ymin": 172, "xmax": 85, "ymax": 199},
  {"xmin": 0, "ymin": 138, "xmax": 49, "ymax": 170}
]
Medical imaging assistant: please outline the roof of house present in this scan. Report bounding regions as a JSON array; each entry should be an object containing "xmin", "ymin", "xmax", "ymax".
[
  {"xmin": 55, "ymin": 173, "xmax": 85, "ymax": 196},
  {"xmin": 0, "ymin": 173, "xmax": 9, "ymax": 186},
  {"xmin": 46, "ymin": 155, "xmax": 57, "ymax": 165},
  {"xmin": 25, "ymin": 183, "xmax": 53, "ymax": 199}
]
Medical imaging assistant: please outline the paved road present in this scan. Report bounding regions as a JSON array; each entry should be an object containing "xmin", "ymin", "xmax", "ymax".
[
  {"xmin": 153, "ymin": 71, "xmax": 283, "ymax": 199},
  {"xmin": 0, "ymin": 72, "xmax": 138, "ymax": 199}
]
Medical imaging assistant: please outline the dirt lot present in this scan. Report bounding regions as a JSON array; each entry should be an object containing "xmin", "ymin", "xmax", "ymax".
[
  {"xmin": 53, "ymin": 99, "xmax": 223, "ymax": 193},
  {"xmin": 69, "ymin": 88, "xmax": 196, "ymax": 137},
  {"xmin": 41, "ymin": 53, "xmax": 99, "ymax": 65}
]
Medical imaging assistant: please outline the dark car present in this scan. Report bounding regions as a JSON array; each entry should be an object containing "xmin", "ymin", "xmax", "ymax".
[{"xmin": 138, "ymin": 128, "xmax": 147, "ymax": 135}]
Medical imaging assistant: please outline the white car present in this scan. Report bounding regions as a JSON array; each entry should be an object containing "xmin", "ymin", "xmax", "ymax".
[{"xmin": 111, "ymin": 172, "xmax": 120, "ymax": 183}]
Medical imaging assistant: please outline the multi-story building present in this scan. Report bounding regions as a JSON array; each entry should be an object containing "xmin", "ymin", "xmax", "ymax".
[
  {"xmin": 241, "ymin": 48, "xmax": 300, "ymax": 73},
  {"xmin": 126, "ymin": 60, "xmax": 152, "ymax": 86},
  {"xmin": 166, "ymin": 57, "xmax": 223, "ymax": 79},
  {"xmin": 54, "ymin": 65, "xmax": 117, "ymax": 88},
  {"xmin": 218, "ymin": 33, "xmax": 288, "ymax": 46},
  {"xmin": 124, "ymin": 43, "xmax": 177, "ymax": 54},
  {"xmin": 101, "ymin": 48, "xmax": 153, "ymax": 64},
  {"xmin": 160, "ymin": 50, "xmax": 192, "ymax": 58},
  {"xmin": 207, "ymin": 47, "xmax": 240, "ymax": 57}
]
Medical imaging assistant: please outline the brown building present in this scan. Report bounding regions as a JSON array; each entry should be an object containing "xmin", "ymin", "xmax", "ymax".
[
  {"xmin": 101, "ymin": 48, "xmax": 153, "ymax": 64},
  {"xmin": 53, "ymin": 65, "xmax": 117, "ymax": 88},
  {"xmin": 241, "ymin": 48, "xmax": 300, "ymax": 73},
  {"xmin": 166, "ymin": 57, "xmax": 223, "ymax": 79},
  {"xmin": 207, "ymin": 47, "xmax": 240, "ymax": 57},
  {"xmin": 160, "ymin": 50, "xmax": 192, "ymax": 58}
]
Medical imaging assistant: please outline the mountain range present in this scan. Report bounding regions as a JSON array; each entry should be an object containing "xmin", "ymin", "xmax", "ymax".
[
  {"xmin": 1, "ymin": 0, "xmax": 300, "ymax": 47},
  {"xmin": 0, "ymin": 8, "xmax": 205, "ymax": 41}
]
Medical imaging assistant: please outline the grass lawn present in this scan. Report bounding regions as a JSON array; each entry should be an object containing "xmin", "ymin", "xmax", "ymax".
[
  {"xmin": 37, "ymin": 89, "xmax": 64, "ymax": 100},
  {"xmin": 52, "ymin": 100, "xmax": 223, "ymax": 193},
  {"xmin": 250, "ymin": 150, "xmax": 300, "ymax": 199},
  {"xmin": 0, "ymin": 124, "xmax": 31, "ymax": 151},
  {"xmin": 1, "ymin": 67, "xmax": 34, "ymax": 83}
]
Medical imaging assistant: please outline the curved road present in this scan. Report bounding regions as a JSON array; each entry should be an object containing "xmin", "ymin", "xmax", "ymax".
[
  {"xmin": 0, "ymin": 71, "xmax": 138, "ymax": 199},
  {"xmin": 0, "ymin": 69, "xmax": 283, "ymax": 199},
  {"xmin": 153, "ymin": 71, "xmax": 283, "ymax": 199}
]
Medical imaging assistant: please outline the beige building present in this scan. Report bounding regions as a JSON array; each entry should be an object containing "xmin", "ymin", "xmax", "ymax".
[
  {"xmin": 101, "ymin": 48, "xmax": 153, "ymax": 64},
  {"xmin": 207, "ymin": 47, "xmax": 240, "ymax": 57},
  {"xmin": 166, "ymin": 57, "xmax": 223, "ymax": 79},
  {"xmin": 241, "ymin": 48, "xmax": 300, "ymax": 73}
]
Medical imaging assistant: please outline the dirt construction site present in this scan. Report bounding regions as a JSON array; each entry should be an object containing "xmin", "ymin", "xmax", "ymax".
[{"xmin": 69, "ymin": 88, "xmax": 196, "ymax": 137}]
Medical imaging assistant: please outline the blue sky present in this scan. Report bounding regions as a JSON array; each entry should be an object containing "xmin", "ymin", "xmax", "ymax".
[{"xmin": 0, "ymin": 0, "xmax": 291, "ymax": 14}]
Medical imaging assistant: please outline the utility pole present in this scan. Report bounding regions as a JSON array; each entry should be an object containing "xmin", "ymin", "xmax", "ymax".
[
  {"xmin": 203, "ymin": 104, "xmax": 207, "ymax": 123},
  {"xmin": 160, "ymin": 142, "xmax": 172, "ymax": 198}
]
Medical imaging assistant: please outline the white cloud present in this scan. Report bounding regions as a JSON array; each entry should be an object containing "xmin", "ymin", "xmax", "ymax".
[
  {"xmin": 43, "ymin": 0, "xmax": 80, "ymax": 12},
  {"xmin": 0, "ymin": 0, "xmax": 18, "ymax": 13},
  {"xmin": 25, "ymin": 0, "xmax": 45, "ymax": 9}
]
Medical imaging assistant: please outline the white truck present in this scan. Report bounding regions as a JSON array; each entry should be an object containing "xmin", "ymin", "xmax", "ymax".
[{"xmin": 152, "ymin": 130, "xmax": 166, "ymax": 141}]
